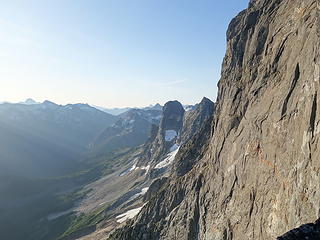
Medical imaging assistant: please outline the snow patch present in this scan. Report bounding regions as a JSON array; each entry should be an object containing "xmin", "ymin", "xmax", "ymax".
[
  {"xmin": 119, "ymin": 163, "xmax": 138, "ymax": 176},
  {"xmin": 116, "ymin": 207, "xmax": 143, "ymax": 223},
  {"xmin": 155, "ymin": 146, "xmax": 180, "ymax": 169},
  {"xmin": 170, "ymin": 143, "xmax": 179, "ymax": 152},
  {"xmin": 140, "ymin": 165, "xmax": 150, "ymax": 174},
  {"xmin": 140, "ymin": 187, "xmax": 149, "ymax": 194},
  {"xmin": 133, "ymin": 187, "xmax": 149, "ymax": 198},
  {"xmin": 129, "ymin": 164, "xmax": 137, "ymax": 171},
  {"xmin": 165, "ymin": 130, "xmax": 177, "ymax": 141}
]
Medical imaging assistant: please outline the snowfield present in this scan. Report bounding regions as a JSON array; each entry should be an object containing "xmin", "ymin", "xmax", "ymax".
[
  {"xmin": 119, "ymin": 163, "xmax": 150, "ymax": 176},
  {"xmin": 119, "ymin": 158, "xmax": 140, "ymax": 176},
  {"xmin": 133, "ymin": 187, "xmax": 149, "ymax": 198},
  {"xmin": 119, "ymin": 164, "xmax": 137, "ymax": 176},
  {"xmin": 155, "ymin": 145, "xmax": 180, "ymax": 169},
  {"xmin": 165, "ymin": 130, "xmax": 177, "ymax": 141},
  {"xmin": 169, "ymin": 143, "xmax": 179, "ymax": 152},
  {"xmin": 140, "ymin": 165, "xmax": 150, "ymax": 174},
  {"xmin": 116, "ymin": 207, "xmax": 143, "ymax": 223},
  {"xmin": 129, "ymin": 164, "xmax": 137, "ymax": 171}
]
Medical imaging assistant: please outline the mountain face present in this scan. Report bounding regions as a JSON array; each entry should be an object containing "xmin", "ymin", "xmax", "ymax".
[
  {"xmin": 132, "ymin": 101, "xmax": 186, "ymax": 177},
  {"xmin": 180, "ymin": 97, "xmax": 214, "ymax": 144},
  {"xmin": 143, "ymin": 103, "xmax": 163, "ymax": 111},
  {"xmin": 109, "ymin": 0, "xmax": 320, "ymax": 239},
  {"xmin": 93, "ymin": 108, "xmax": 162, "ymax": 154},
  {"xmin": 0, "ymin": 101, "xmax": 117, "ymax": 177},
  {"xmin": 135, "ymin": 99, "xmax": 214, "ymax": 178},
  {"xmin": 62, "ymin": 99, "xmax": 214, "ymax": 239}
]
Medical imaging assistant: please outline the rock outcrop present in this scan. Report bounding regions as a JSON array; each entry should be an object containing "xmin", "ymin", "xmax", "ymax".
[
  {"xmin": 160, "ymin": 101, "xmax": 185, "ymax": 132},
  {"xmin": 109, "ymin": 0, "xmax": 320, "ymax": 239}
]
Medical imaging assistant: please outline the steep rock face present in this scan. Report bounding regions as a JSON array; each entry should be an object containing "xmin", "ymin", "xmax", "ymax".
[
  {"xmin": 180, "ymin": 97, "xmax": 215, "ymax": 144},
  {"xmin": 172, "ymin": 97, "xmax": 215, "ymax": 177},
  {"xmin": 160, "ymin": 101, "xmax": 185, "ymax": 132},
  {"xmin": 109, "ymin": 0, "xmax": 320, "ymax": 239}
]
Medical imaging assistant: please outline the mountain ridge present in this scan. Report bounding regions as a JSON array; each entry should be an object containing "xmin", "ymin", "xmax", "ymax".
[{"xmin": 0, "ymin": 101, "xmax": 117, "ymax": 177}]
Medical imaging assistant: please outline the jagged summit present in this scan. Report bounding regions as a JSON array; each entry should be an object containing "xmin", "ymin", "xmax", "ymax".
[
  {"xmin": 199, "ymin": 96, "xmax": 212, "ymax": 104},
  {"xmin": 198, "ymin": 97, "xmax": 214, "ymax": 115},
  {"xmin": 180, "ymin": 97, "xmax": 214, "ymax": 144},
  {"xmin": 144, "ymin": 103, "xmax": 163, "ymax": 111},
  {"xmin": 152, "ymin": 103, "xmax": 162, "ymax": 110}
]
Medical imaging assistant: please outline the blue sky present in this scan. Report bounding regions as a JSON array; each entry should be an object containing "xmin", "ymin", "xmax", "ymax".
[{"xmin": 0, "ymin": 0, "xmax": 248, "ymax": 108}]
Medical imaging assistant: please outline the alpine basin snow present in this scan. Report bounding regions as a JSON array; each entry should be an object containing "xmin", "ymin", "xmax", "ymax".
[
  {"xmin": 133, "ymin": 187, "xmax": 149, "ymax": 198},
  {"xmin": 116, "ymin": 207, "xmax": 143, "ymax": 223},
  {"xmin": 155, "ymin": 145, "xmax": 180, "ymax": 169},
  {"xmin": 119, "ymin": 163, "xmax": 150, "ymax": 176},
  {"xmin": 164, "ymin": 130, "xmax": 177, "ymax": 141}
]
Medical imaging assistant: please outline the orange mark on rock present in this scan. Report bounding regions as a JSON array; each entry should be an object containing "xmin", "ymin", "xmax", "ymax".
[{"xmin": 255, "ymin": 142, "xmax": 289, "ymax": 188}]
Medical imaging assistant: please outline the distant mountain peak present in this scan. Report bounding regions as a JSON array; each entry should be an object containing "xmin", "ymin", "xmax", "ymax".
[
  {"xmin": 143, "ymin": 103, "xmax": 163, "ymax": 111},
  {"xmin": 152, "ymin": 103, "xmax": 163, "ymax": 110},
  {"xmin": 43, "ymin": 100, "xmax": 57, "ymax": 106},
  {"xmin": 20, "ymin": 98, "xmax": 39, "ymax": 105},
  {"xmin": 200, "ymin": 97, "xmax": 213, "ymax": 104}
]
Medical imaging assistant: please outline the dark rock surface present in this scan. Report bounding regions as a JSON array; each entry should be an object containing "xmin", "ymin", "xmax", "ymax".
[
  {"xmin": 277, "ymin": 218, "xmax": 320, "ymax": 240},
  {"xmin": 160, "ymin": 101, "xmax": 185, "ymax": 132}
]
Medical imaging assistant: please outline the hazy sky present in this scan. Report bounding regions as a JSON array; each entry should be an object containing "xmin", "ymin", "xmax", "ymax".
[{"xmin": 0, "ymin": 0, "xmax": 248, "ymax": 108}]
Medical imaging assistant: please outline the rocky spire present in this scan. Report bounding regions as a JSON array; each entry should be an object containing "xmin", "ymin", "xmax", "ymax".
[{"xmin": 159, "ymin": 100, "xmax": 185, "ymax": 134}]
